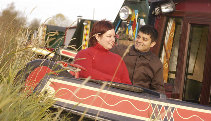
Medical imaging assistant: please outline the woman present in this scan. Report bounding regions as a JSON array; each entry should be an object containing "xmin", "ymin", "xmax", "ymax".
[{"xmin": 74, "ymin": 20, "xmax": 131, "ymax": 85}]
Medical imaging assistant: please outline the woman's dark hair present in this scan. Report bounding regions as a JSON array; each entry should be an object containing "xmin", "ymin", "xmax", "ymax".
[
  {"xmin": 139, "ymin": 25, "xmax": 158, "ymax": 42},
  {"xmin": 89, "ymin": 20, "xmax": 114, "ymax": 47}
]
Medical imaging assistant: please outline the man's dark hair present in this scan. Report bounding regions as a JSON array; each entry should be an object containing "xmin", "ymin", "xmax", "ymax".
[{"xmin": 139, "ymin": 25, "xmax": 158, "ymax": 42}]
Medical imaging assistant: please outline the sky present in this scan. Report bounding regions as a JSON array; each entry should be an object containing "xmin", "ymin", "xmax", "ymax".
[{"xmin": 0, "ymin": 0, "xmax": 124, "ymax": 24}]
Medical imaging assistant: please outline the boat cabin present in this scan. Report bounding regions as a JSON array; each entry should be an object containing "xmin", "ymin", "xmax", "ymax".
[{"xmin": 150, "ymin": 0, "xmax": 211, "ymax": 105}]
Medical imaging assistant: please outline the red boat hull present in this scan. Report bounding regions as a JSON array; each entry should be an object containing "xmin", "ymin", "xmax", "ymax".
[{"xmin": 35, "ymin": 75, "xmax": 211, "ymax": 121}]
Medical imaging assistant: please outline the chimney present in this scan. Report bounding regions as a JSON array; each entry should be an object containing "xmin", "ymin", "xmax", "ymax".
[{"xmin": 77, "ymin": 16, "xmax": 83, "ymax": 24}]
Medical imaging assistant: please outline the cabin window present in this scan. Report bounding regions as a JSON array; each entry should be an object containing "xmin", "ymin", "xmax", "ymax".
[
  {"xmin": 183, "ymin": 24, "xmax": 209, "ymax": 103},
  {"xmin": 160, "ymin": 18, "xmax": 182, "ymax": 86}
]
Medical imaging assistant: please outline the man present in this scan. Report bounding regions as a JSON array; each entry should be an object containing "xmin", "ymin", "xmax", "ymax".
[{"xmin": 111, "ymin": 25, "xmax": 165, "ymax": 93}]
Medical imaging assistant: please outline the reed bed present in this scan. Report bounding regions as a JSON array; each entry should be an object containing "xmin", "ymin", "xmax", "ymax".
[{"xmin": 0, "ymin": 15, "xmax": 71, "ymax": 120}]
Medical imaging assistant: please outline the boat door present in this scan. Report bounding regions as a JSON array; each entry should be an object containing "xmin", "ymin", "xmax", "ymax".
[{"xmin": 182, "ymin": 22, "xmax": 210, "ymax": 105}]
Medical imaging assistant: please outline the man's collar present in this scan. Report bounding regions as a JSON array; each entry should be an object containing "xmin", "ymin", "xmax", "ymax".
[{"xmin": 129, "ymin": 45, "xmax": 152, "ymax": 61}]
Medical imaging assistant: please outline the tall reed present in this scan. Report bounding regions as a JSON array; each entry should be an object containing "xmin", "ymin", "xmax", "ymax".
[{"xmin": 0, "ymin": 16, "xmax": 69, "ymax": 120}]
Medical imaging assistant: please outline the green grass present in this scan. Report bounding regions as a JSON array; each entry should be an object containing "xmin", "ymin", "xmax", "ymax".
[
  {"xmin": 0, "ymin": 16, "xmax": 70, "ymax": 120},
  {"xmin": 0, "ymin": 82, "xmax": 55, "ymax": 121}
]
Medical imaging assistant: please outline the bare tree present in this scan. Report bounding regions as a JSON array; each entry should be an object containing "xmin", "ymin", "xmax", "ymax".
[
  {"xmin": 0, "ymin": 3, "xmax": 26, "ymax": 31},
  {"xmin": 0, "ymin": 3, "xmax": 27, "ymax": 53},
  {"xmin": 29, "ymin": 18, "xmax": 40, "ymax": 31},
  {"xmin": 47, "ymin": 13, "xmax": 72, "ymax": 27}
]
